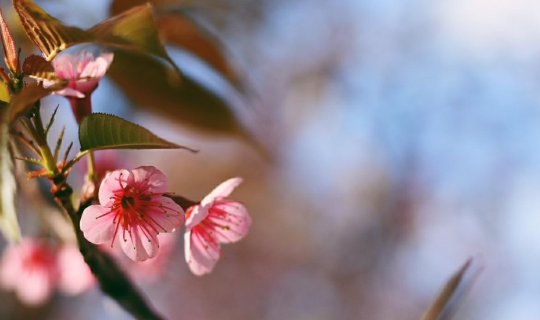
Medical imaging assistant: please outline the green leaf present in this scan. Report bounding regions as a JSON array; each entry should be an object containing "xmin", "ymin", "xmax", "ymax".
[
  {"xmin": 88, "ymin": 3, "xmax": 179, "ymax": 73},
  {"xmin": 0, "ymin": 107, "xmax": 21, "ymax": 242},
  {"xmin": 421, "ymin": 259, "xmax": 475, "ymax": 320},
  {"xmin": 79, "ymin": 113, "xmax": 196, "ymax": 151},
  {"xmin": 110, "ymin": 1, "xmax": 247, "ymax": 93},
  {"xmin": 108, "ymin": 51, "xmax": 243, "ymax": 134}
]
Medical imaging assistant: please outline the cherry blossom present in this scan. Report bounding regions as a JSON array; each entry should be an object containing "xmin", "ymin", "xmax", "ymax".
[
  {"xmin": 184, "ymin": 178, "xmax": 251, "ymax": 276},
  {"xmin": 80, "ymin": 166, "xmax": 184, "ymax": 261},
  {"xmin": 57, "ymin": 245, "xmax": 95, "ymax": 295},
  {"xmin": 0, "ymin": 240, "xmax": 95, "ymax": 305},
  {"xmin": 0, "ymin": 239, "xmax": 58, "ymax": 305},
  {"xmin": 44, "ymin": 51, "xmax": 113, "ymax": 123}
]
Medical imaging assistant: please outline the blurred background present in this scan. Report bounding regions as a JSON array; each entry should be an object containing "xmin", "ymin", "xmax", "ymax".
[{"xmin": 3, "ymin": 0, "xmax": 540, "ymax": 319}]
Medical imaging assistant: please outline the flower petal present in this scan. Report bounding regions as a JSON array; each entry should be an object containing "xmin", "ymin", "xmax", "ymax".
[
  {"xmin": 119, "ymin": 225, "xmax": 159, "ymax": 261},
  {"xmin": 98, "ymin": 169, "xmax": 129, "ymax": 206},
  {"xmin": 80, "ymin": 53, "xmax": 113, "ymax": 79},
  {"xmin": 57, "ymin": 245, "xmax": 94, "ymax": 295},
  {"xmin": 146, "ymin": 196, "xmax": 184, "ymax": 232},
  {"xmin": 17, "ymin": 268, "xmax": 54, "ymax": 305},
  {"xmin": 80, "ymin": 205, "xmax": 115, "ymax": 244},
  {"xmin": 209, "ymin": 201, "xmax": 251, "ymax": 244},
  {"xmin": 129, "ymin": 166, "xmax": 168, "ymax": 194},
  {"xmin": 184, "ymin": 204, "xmax": 208, "ymax": 229},
  {"xmin": 52, "ymin": 53, "xmax": 79, "ymax": 80},
  {"xmin": 51, "ymin": 87, "xmax": 86, "ymax": 98},
  {"xmin": 201, "ymin": 177, "xmax": 243, "ymax": 207},
  {"xmin": 184, "ymin": 229, "xmax": 220, "ymax": 276}
]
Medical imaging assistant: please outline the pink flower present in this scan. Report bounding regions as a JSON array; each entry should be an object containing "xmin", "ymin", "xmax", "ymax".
[
  {"xmin": 80, "ymin": 166, "xmax": 184, "ymax": 261},
  {"xmin": 57, "ymin": 245, "xmax": 95, "ymax": 295},
  {"xmin": 0, "ymin": 239, "xmax": 58, "ymax": 305},
  {"xmin": 0, "ymin": 240, "xmax": 95, "ymax": 305},
  {"xmin": 184, "ymin": 178, "xmax": 251, "ymax": 276},
  {"xmin": 44, "ymin": 51, "xmax": 113, "ymax": 123}
]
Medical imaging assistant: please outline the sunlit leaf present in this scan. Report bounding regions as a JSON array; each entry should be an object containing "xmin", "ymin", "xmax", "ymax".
[
  {"xmin": 421, "ymin": 259, "xmax": 474, "ymax": 320},
  {"xmin": 111, "ymin": 0, "xmax": 246, "ymax": 92},
  {"xmin": 22, "ymin": 55, "xmax": 58, "ymax": 81},
  {"xmin": 0, "ymin": 8, "xmax": 19, "ymax": 72},
  {"xmin": 79, "ymin": 113, "xmax": 196, "ymax": 151},
  {"xmin": 15, "ymin": 0, "xmax": 178, "ymax": 74},
  {"xmin": 14, "ymin": 0, "xmax": 92, "ymax": 61},
  {"xmin": 108, "ymin": 51, "xmax": 243, "ymax": 134},
  {"xmin": 89, "ymin": 3, "xmax": 179, "ymax": 72},
  {"xmin": 0, "ymin": 80, "xmax": 9, "ymax": 103},
  {"xmin": 0, "ymin": 106, "xmax": 21, "ymax": 242}
]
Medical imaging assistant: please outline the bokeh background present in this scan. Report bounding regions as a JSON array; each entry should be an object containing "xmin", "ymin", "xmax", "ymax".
[{"xmin": 3, "ymin": 0, "xmax": 540, "ymax": 319}]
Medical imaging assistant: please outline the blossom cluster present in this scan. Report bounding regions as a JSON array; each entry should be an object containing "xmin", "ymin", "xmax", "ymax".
[
  {"xmin": 80, "ymin": 166, "xmax": 251, "ymax": 275},
  {"xmin": 0, "ymin": 18, "xmax": 252, "ymax": 309}
]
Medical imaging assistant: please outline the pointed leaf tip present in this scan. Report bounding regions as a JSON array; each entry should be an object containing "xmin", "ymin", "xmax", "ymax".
[
  {"xmin": 421, "ymin": 258, "xmax": 476, "ymax": 320},
  {"xmin": 0, "ymin": 9, "xmax": 19, "ymax": 73}
]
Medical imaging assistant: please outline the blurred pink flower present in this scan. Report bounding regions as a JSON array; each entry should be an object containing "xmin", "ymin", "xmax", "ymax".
[
  {"xmin": 184, "ymin": 178, "xmax": 251, "ymax": 276},
  {"xmin": 0, "ymin": 240, "xmax": 95, "ymax": 305},
  {"xmin": 57, "ymin": 245, "xmax": 95, "ymax": 295},
  {"xmin": 0, "ymin": 239, "xmax": 57, "ymax": 305},
  {"xmin": 44, "ymin": 51, "xmax": 113, "ymax": 123},
  {"xmin": 80, "ymin": 166, "xmax": 184, "ymax": 261}
]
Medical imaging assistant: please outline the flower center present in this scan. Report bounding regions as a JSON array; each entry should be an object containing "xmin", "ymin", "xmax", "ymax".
[
  {"xmin": 121, "ymin": 195, "xmax": 135, "ymax": 210},
  {"xmin": 94, "ymin": 173, "xmax": 174, "ymax": 249}
]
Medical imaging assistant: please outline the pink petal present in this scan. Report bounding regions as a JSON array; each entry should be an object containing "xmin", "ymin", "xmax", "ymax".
[
  {"xmin": 185, "ymin": 204, "xmax": 209, "ymax": 229},
  {"xmin": 201, "ymin": 177, "xmax": 243, "ymax": 207},
  {"xmin": 209, "ymin": 201, "xmax": 251, "ymax": 244},
  {"xmin": 80, "ymin": 53, "xmax": 113, "ymax": 79},
  {"xmin": 53, "ymin": 53, "xmax": 79, "ymax": 80},
  {"xmin": 129, "ymin": 166, "xmax": 168, "ymax": 194},
  {"xmin": 53, "ymin": 87, "xmax": 86, "ymax": 98},
  {"xmin": 184, "ymin": 229, "xmax": 220, "ymax": 276},
  {"xmin": 146, "ymin": 196, "xmax": 184, "ymax": 232},
  {"xmin": 17, "ymin": 269, "xmax": 54, "ymax": 305},
  {"xmin": 57, "ymin": 246, "xmax": 94, "ymax": 295},
  {"xmin": 71, "ymin": 78, "xmax": 99, "ymax": 96},
  {"xmin": 118, "ymin": 225, "xmax": 159, "ymax": 261},
  {"xmin": 126, "ymin": 233, "xmax": 176, "ymax": 281},
  {"xmin": 80, "ymin": 205, "xmax": 115, "ymax": 244},
  {"xmin": 98, "ymin": 169, "xmax": 129, "ymax": 206}
]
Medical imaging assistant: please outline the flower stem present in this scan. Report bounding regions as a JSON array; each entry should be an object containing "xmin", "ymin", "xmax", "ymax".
[{"xmin": 87, "ymin": 149, "xmax": 97, "ymax": 191}]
